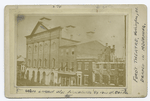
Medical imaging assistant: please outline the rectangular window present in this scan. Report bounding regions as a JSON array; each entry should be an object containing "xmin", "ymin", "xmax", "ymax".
[
  {"xmin": 66, "ymin": 62, "xmax": 68, "ymax": 71},
  {"xmin": 118, "ymin": 64, "xmax": 124, "ymax": 69},
  {"xmin": 84, "ymin": 75, "xmax": 89, "ymax": 85},
  {"xmin": 34, "ymin": 60, "xmax": 36, "ymax": 67},
  {"xmin": 84, "ymin": 62, "xmax": 89, "ymax": 70},
  {"xmin": 71, "ymin": 48, "xmax": 74, "ymax": 55},
  {"xmin": 111, "ymin": 64, "xmax": 116, "ymax": 69},
  {"xmin": 103, "ymin": 75, "xmax": 108, "ymax": 84},
  {"xmin": 62, "ymin": 78, "xmax": 66, "ymax": 86},
  {"xmin": 78, "ymin": 62, "xmax": 82, "ymax": 70},
  {"xmin": 110, "ymin": 75, "xmax": 115, "ymax": 84},
  {"xmin": 103, "ymin": 64, "xmax": 107, "ymax": 69},
  {"xmin": 118, "ymin": 76, "xmax": 124, "ymax": 85},
  {"xmin": 45, "ymin": 59, "xmax": 47, "ymax": 67},
  {"xmin": 95, "ymin": 74, "xmax": 100, "ymax": 82},
  {"xmin": 60, "ymin": 62, "xmax": 63, "ymax": 71},
  {"xmin": 39, "ymin": 59, "xmax": 42, "ymax": 67},
  {"xmin": 71, "ymin": 62, "xmax": 74, "ymax": 72},
  {"xmin": 96, "ymin": 64, "xmax": 99, "ymax": 69}
]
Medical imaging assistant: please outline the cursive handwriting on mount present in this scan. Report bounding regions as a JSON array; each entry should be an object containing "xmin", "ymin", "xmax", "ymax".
[
  {"xmin": 140, "ymin": 64, "xmax": 144, "ymax": 83},
  {"xmin": 133, "ymin": 67, "xmax": 138, "ymax": 83},
  {"xmin": 23, "ymin": 89, "xmax": 128, "ymax": 95},
  {"xmin": 141, "ymin": 24, "xmax": 146, "ymax": 51},
  {"xmin": 134, "ymin": 8, "xmax": 139, "ymax": 36},
  {"xmin": 134, "ymin": 38, "xmax": 138, "ymax": 63}
]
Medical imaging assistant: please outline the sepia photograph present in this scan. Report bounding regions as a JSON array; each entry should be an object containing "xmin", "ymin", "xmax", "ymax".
[
  {"xmin": 17, "ymin": 14, "xmax": 126, "ymax": 87},
  {"xmin": 5, "ymin": 5, "xmax": 147, "ymax": 98}
]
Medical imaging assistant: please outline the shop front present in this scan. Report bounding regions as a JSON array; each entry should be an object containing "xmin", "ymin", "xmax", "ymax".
[{"xmin": 58, "ymin": 72, "xmax": 76, "ymax": 86}]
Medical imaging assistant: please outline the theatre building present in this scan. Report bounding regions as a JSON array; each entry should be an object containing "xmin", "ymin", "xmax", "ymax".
[{"xmin": 25, "ymin": 20, "xmax": 79, "ymax": 86}]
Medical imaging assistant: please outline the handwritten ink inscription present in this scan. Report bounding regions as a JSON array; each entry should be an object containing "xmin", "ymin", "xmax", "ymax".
[
  {"xmin": 134, "ymin": 38, "xmax": 139, "ymax": 63},
  {"xmin": 22, "ymin": 89, "xmax": 128, "ymax": 96},
  {"xmin": 133, "ymin": 7, "xmax": 146, "ymax": 84},
  {"xmin": 133, "ymin": 67, "xmax": 138, "ymax": 82},
  {"xmin": 53, "ymin": 5, "xmax": 61, "ymax": 8},
  {"xmin": 141, "ymin": 24, "xmax": 146, "ymax": 51},
  {"xmin": 134, "ymin": 8, "xmax": 139, "ymax": 36},
  {"xmin": 140, "ymin": 64, "xmax": 144, "ymax": 83}
]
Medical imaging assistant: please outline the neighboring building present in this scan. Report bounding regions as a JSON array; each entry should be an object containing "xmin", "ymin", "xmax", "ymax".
[
  {"xmin": 76, "ymin": 57, "xmax": 97, "ymax": 86},
  {"xmin": 92, "ymin": 62, "xmax": 126, "ymax": 87},
  {"xmin": 58, "ymin": 40, "xmax": 115, "ymax": 86},
  {"xmin": 17, "ymin": 55, "xmax": 26, "ymax": 80}
]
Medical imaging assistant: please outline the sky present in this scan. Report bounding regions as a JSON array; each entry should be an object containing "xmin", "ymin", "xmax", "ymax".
[{"xmin": 17, "ymin": 14, "xmax": 126, "ymax": 58}]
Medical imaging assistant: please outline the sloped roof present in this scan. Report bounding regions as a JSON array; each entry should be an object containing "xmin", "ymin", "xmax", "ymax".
[
  {"xmin": 61, "ymin": 37, "xmax": 80, "ymax": 42},
  {"xmin": 40, "ymin": 17, "xmax": 51, "ymax": 20},
  {"xmin": 17, "ymin": 55, "xmax": 26, "ymax": 62},
  {"xmin": 25, "ymin": 21, "xmax": 62, "ymax": 38},
  {"xmin": 66, "ymin": 25, "xmax": 75, "ymax": 28},
  {"xmin": 25, "ymin": 24, "xmax": 62, "ymax": 37},
  {"xmin": 60, "ymin": 40, "xmax": 105, "ymax": 48}
]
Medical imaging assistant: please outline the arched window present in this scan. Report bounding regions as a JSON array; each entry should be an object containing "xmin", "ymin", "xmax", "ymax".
[
  {"xmin": 44, "ymin": 43, "xmax": 48, "ymax": 53},
  {"xmin": 34, "ymin": 59, "xmax": 36, "ymax": 67},
  {"xmin": 28, "ymin": 46, "xmax": 31, "ymax": 53},
  {"xmin": 37, "ymin": 71, "xmax": 40, "ymax": 83},
  {"xmin": 40, "ymin": 44, "xmax": 42, "ymax": 51},
  {"xmin": 52, "ymin": 58, "xmax": 55, "ymax": 68},
  {"xmin": 35, "ymin": 45, "xmax": 37, "ymax": 53},
  {"xmin": 39, "ymin": 59, "xmax": 42, "ymax": 67},
  {"xmin": 52, "ymin": 42, "xmax": 56, "ymax": 50},
  {"xmin": 72, "ymin": 48, "xmax": 74, "ymax": 55},
  {"xmin": 44, "ymin": 59, "xmax": 47, "ymax": 67}
]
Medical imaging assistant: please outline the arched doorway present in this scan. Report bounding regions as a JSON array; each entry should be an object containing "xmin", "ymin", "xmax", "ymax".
[
  {"xmin": 26, "ymin": 70, "xmax": 29, "ymax": 80},
  {"xmin": 31, "ymin": 71, "xmax": 35, "ymax": 82},
  {"xmin": 50, "ymin": 72, "xmax": 54, "ymax": 86},
  {"xmin": 37, "ymin": 71, "xmax": 40, "ymax": 83},
  {"xmin": 41, "ymin": 72, "xmax": 46, "ymax": 85}
]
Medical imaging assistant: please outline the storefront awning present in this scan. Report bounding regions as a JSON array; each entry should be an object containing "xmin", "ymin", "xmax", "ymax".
[{"xmin": 58, "ymin": 71, "xmax": 76, "ymax": 75}]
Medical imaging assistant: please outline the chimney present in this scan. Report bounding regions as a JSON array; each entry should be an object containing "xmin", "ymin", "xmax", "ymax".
[
  {"xmin": 66, "ymin": 25, "xmax": 75, "ymax": 38},
  {"xmin": 106, "ymin": 43, "xmax": 108, "ymax": 47},
  {"xmin": 113, "ymin": 45, "xmax": 115, "ymax": 49},
  {"xmin": 86, "ymin": 31, "xmax": 95, "ymax": 39},
  {"xmin": 39, "ymin": 17, "xmax": 51, "ymax": 28}
]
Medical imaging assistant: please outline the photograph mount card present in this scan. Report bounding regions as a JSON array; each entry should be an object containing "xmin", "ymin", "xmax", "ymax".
[{"xmin": 4, "ymin": 5, "xmax": 147, "ymax": 98}]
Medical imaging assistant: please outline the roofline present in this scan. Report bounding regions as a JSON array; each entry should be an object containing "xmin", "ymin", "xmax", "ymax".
[
  {"xmin": 61, "ymin": 37, "xmax": 80, "ymax": 42},
  {"xmin": 60, "ymin": 44, "xmax": 76, "ymax": 48},
  {"xmin": 25, "ymin": 26, "xmax": 63, "ymax": 38},
  {"xmin": 60, "ymin": 40, "xmax": 104, "ymax": 48}
]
